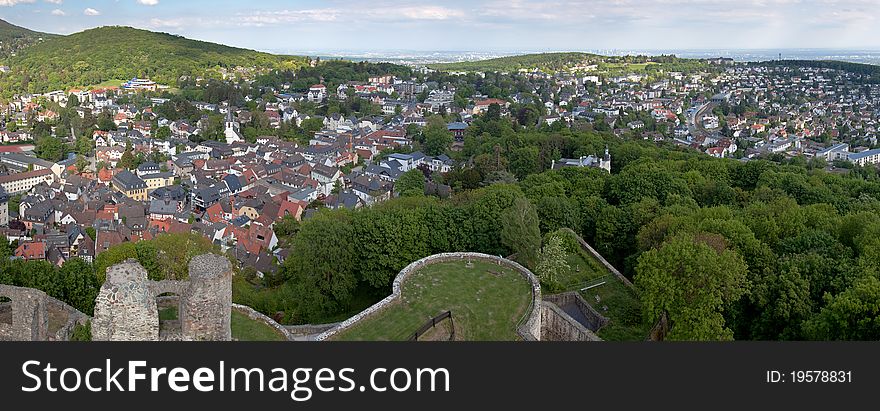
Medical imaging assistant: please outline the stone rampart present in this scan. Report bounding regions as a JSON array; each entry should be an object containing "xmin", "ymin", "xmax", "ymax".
[{"xmin": 315, "ymin": 252, "xmax": 542, "ymax": 341}]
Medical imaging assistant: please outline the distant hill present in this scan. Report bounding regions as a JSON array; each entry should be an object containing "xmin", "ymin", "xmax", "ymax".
[
  {"xmin": 430, "ymin": 52, "xmax": 708, "ymax": 74},
  {"xmin": 430, "ymin": 52, "xmax": 601, "ymax": 72},
  {"xmin": 0, "ymin": 18, "xmax": 58, "ymax": 58},
  {"xmin": 0, "ymin": 25, "xmax": 308, "ymax": 96}
]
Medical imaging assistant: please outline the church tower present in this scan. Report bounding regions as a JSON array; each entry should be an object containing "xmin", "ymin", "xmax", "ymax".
[{"xmin": 225, "ymin": 109, "xmax": 243, "ymax": 144}]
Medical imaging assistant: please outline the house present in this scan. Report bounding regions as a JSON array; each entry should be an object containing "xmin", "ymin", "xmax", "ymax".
[
  {"xmin": 447, "ymin": 122, "xmax": 468, "ymax": 141},
  {"xmin": 551, "ymin": 148, "xmax": 612, "ymax": 173},
  {"xmin": 15, "ymin": 241, "xmax": 46, "ymax": 261},
  {"xmin": 142, "ymin": 172, "xmax": 175, "ymax": 190},
  {"xmin": 111, "ymin": 169, "xmax": 148, "ymax": 201},
  {"xmin": 307, "ymin": 84, "xmax": 327, "ymax": 103},
  {"xmin": 473, "ymin": 98, "xmax": 509, "ymax": 115}
]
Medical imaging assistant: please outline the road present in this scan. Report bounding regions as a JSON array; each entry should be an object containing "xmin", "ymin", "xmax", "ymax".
[{"xmin": 687, "ymin": 101, "xmax": 719, "ymax": 139}]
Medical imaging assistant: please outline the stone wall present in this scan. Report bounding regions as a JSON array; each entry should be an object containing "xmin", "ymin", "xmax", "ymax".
[
  {"xmin": 45, "ymin": 296, "xmax": 90, "ymax": 342},
  {"xmin": 315, "ymin": 252, "xmax": 542, "ymax": 341},
  {"xmin": 560, "ymin": 228, "xmax": 634, "ymax": 288},
  {"xmin": 540, "ymin": 301, "xmax": 602, "ymax": 342},
  {"xmin": 543, "ymin": 292, "xmax": 609, "ymax": 331},
  {"xmin": 92, "ymin": 254, "xmax": 233, "ymax": 341},
  {"xmin": 0, "ymin": 284, "xmax": 49, "ymax": 341},
  {"xmin": 232, "ymin": 304, "xmax": 295, "ymax": 341},
  {"xmin": 92, "ymin": 261, "xmax": 160, "ymax": 341}
]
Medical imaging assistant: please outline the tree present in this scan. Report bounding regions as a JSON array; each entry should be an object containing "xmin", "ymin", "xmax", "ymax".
[
  {"xmin": 66, "ymin": 93, "xmax": 80, "ymax": 108},
  {"xmin": 75, "ymin": 154, "xmax": 89, "ymax": 172},
  {"xmin": 155, "ymin": 126, "xmax": 171, "ymax": 140},
  {"xmin": 635, "ymin": 233, "xmax": 749, "ymax": 341},
  {"xmin": 509, "ymin": 146, "xmax": 540, "ymax": 180},
  {"xmin": 485, "ymin": 103, "xmax": 502, "ymax": 122},
  {"xmin": 35, "ymin": 136, "xmax": 64, "ymax": 162},
  {"xmin": 273, "ymin": 215, "xmax": 300, "ymax": 246},
  {"xmin": 803, "ymin": 276, "xmax": 880, "ymax": 340},
  {"xmin": 423, "ymin": 115, "xmax": 453, "ymax": 156},
  {"xmin": 501, "ymin": 197, "xmax": 541, "ymax": 268},
  {"xmin": 396, "ymin": 169, "xmax": 426, "ymax": 197},
  {"xmin": 118, "ymin": 140, "xmax": 137, "ymax": 170},
  {"xmin": 283, "ymin": 210, "xmax": 358, "ymax": 315},
  {"xmin": 300, "ymin": 117, "xmax": 324, "ymax": 136},
  {"xmin": 535, "ymin": 233, "xmax": 569, "ymax": 288}
]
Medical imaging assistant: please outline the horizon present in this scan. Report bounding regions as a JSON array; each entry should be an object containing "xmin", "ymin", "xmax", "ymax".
[{"xmin": 3, "ymin": 0, "xmax": 880, "ymax": 54}]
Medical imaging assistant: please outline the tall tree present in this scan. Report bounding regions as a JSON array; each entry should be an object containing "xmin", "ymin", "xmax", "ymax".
[
  {"xmin": 635, "ymin": 233, "xmax": 749, "ymax": 341},
  {"xmin": 501, "ymin": 197, "xmax": 542, "ymax": 268},
  {"xmin": 423, "ymin": 115, "xmax": 453, "ymax": 156}
]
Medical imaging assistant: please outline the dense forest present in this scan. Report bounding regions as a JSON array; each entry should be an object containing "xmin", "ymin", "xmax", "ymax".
[
  {"xmin": 0, "ymin": 26, "xmax": 308, "ymax": 97},
  {"xmin": 0, "ymin": 18, "xmax": 57, "ymax": 59}
]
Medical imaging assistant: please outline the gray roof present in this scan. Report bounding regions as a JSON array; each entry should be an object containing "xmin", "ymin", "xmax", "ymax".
[{"xmin": 112, "ymin": 169, "xmax": 147, "ymax": 190}]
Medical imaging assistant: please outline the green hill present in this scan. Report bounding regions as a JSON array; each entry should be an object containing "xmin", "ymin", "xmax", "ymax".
[
  {"xmin": 0, "ymin": 25, "xmax": 307, "ymax": 96},
  {"xmin": 430, "ymin": 52, "xmax": 601, "ymax": 72},
  {"xmin": 0, "ymin": 18, "xmax": 58, "ymax": 58},
  {"xmin": 430, "ymin": 52, "xmax": 708, "ymax": 75}
]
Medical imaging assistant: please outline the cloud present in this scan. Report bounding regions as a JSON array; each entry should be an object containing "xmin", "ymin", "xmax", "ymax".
[
  {"xmin": 45, "ymin": 0, "xmax": 61, "ymax": 5},
  {"xmin": 50, "ymin": 8, "xmax": 64, "ymax": 15},
  {"xmin": 397, "ymin": 6, "xmax": 464, "ymax": 20},
  {"xmin": 83, "ymin": 7, "xmax": 100, "ymax": 16},
  {"xmin": 0, "ymin": 0, "xmax": 36, "ymax": 6},
  {"xmin": 137, "ymin": 0, "xmax": 159, "ymax": 5}
]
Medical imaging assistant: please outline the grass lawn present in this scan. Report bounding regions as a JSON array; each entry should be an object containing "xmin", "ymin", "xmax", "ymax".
[
  {"xmin": 82, "ymin": 79, "xmax": 127, "ymax": 90},
  {"xmin": 231, "ymin": 310, "xmax": 287, "ymax": 341},
  {"xmin": 548, "ymin": 233, "xmax": 651, "ymax": 341},
  {"xmin": 333, "ymin": 260, "xmax": 533, "ymax": 341}
]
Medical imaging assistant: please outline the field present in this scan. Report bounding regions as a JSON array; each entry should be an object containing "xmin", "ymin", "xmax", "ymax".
[{"xmin": 333, "ymin": 260, "xmax": 533, "ymax": 341}]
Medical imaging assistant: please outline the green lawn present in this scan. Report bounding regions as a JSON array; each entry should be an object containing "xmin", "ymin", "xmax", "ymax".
[
  {"xmin": 549, "ymin": 231, "xmax": 651, "ymax": 341},
  {"xmin": 231, "ymin": 310, "xmax": 287, "ymax": 341},
  {"xmin": 333, "ymin": 260, "xmax": 533, "ymax": 341},
  {"xmin": 82, "ymin": 79, "xmax": 127, "ymax": 90}
]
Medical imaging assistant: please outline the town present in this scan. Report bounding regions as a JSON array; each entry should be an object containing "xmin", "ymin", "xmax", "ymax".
[{"xmin": 2, "ymin": 56, "xmax": 879, "ymax": 275}]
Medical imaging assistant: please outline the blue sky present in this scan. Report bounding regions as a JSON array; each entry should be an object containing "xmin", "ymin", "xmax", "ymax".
[{"xmin": 1, "ymin": 0, "xmax": 880, "ymax": 53}]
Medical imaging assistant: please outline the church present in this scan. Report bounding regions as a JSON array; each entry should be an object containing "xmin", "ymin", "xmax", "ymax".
[{"xmin": 224, "ymin": 110, "xmax": 244, "ymax": 145}]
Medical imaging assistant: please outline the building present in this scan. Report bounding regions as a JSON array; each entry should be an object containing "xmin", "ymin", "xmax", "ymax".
[
  {"xmin": 551, "ymin": 147, "xmax": 612, "ymax": 173},
  {"xmin": 224, "ymin": 110, "xmax": 244, "ymax": 145},
  {"xmin": 122, "ymin": 78, "xmax": 158, "ymax": 91},
  {"xmin": 142, "ymin": 172, "xmax": 175, "ymax": 190},
  {"xmin": 0, "ymin": 169, "xmax": 55, "ymax": 195},
  {"xmin": 307, "ymin": 85, "xmax": 327, "ymax": 103},
  {"xmin": 848, "ymin": 148, "xmax": 880, "ymax": 167},
  {"xmin": 112, "ymin": 169, "xmax": 148, "ymax": 201},
  {"xmin": 0, "ymin": 186, "xmax": 8, "ymax": 226}
]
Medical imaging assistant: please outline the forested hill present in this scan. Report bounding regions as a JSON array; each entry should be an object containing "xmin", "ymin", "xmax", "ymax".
[
  {"xmin": 0, "ymin": 18, "xmax": 58, "ymax": 58},
  {"xmin": 431, "ymin": 52, "xmax": 601, "ymax": 72},
  {"xmin": 0, "ymin": 25, "xmax": 308, "ymax": 96},
  {"xmin": 430, "ymin": 52, "xmax": 708, "ymax": 74}
]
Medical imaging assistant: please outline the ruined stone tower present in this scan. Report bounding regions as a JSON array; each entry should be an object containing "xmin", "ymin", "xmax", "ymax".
[
  {"xmin": 92, "ymin": 260, "xmax": 160, "ymax": 341},
  {"xmin": 91, "ymin": 254, "xmax": 233, "ymax": 341},
  {"xmin": 180, "ymin": 254, "xmax": 232, "ymax": 341}
]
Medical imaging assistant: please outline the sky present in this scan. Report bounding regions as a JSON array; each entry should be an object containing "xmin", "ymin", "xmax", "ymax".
[{"xmin": 2, "ymin": 0, "xmax": 880, "ymax": 53}]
